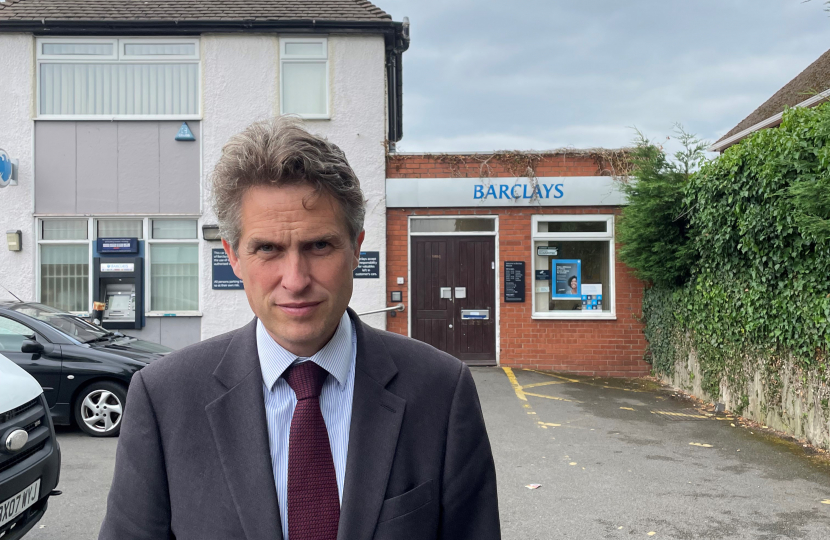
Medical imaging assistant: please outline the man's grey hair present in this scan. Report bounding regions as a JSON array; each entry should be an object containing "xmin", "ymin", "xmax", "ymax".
[{"xmin": 211, "ymin": 116, "xmax": 366, "ymax": 251}]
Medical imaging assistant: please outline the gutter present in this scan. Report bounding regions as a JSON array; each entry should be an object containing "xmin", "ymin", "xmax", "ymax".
[
  {"xmin": 709, "ymin": 87, "xmax": 830, "ymax": 153},
  {"xmin": 0, "ymin": 17, "xmax": 410, "ymax": 145}
]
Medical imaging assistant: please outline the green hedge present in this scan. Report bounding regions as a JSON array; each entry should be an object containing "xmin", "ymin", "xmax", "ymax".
[{"xmin": 625, "ymin": 105, "xmax": 830, "ymax": 395}]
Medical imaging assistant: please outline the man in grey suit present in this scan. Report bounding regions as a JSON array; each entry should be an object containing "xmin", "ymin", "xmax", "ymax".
[{"xmin": 99, "ymin": 117, "xmax": 500, "ymax": 540}]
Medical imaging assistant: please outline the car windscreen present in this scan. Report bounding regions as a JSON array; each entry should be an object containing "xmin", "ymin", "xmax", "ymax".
[{"xmin": 9, "ymin": 304, "xmax": 110, "ymax": 343}]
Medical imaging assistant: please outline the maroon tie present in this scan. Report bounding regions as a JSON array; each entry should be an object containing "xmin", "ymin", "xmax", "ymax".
[{"xmin": 284, "ymin": 362, "xmax": 340, "ymax": 540}]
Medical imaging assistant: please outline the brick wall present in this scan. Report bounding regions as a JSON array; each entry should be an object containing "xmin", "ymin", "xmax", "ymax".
[{"xmin": 385, "ymin": 153, "xmax": 650, "ymax": 377}]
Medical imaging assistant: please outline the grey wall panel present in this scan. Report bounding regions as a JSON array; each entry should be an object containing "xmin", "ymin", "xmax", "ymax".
[
  {"xmin": 123, "ymin": 317, "xmax": 161, "ymax": 345},
  {"xmin": 159, "ymin": 121, "xmax": 200, "ymax": 214},
  {"xmin": 35, "ymin": 122, "xmax": 76, "ymax": 214},
  {"xmin": 117, "ymin": 123, "xmax": 161, "ymax": 213},
  {"xmin": 158, "ymin": 316, "xmax": 201, "ymax": 350},
  {"xmin": 76, "ymin": 123, "xmax": 118, "ymax": 215},
  {"xmin": 35, "ymin": 121, "xmax": 201, "ymax": 215},
  {"xmin": 123, "ymin": 317, "xmax": 200, "ymax": 350}
]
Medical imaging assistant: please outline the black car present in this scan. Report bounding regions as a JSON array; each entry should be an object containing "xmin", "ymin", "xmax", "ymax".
[{"xmin": 0, "ymin": 302, "xmax": 172, "ymax": 437}]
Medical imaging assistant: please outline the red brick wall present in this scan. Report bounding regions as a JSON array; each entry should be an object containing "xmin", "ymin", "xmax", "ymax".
[{"xmin": 385, "ymin": 154, "xmax": 650, "ymax": 377}]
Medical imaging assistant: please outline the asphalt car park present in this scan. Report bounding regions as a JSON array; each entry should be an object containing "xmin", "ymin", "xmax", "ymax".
[{"xmin": 21, "ymin": 367, "xmax": 830, "ymax": 539}]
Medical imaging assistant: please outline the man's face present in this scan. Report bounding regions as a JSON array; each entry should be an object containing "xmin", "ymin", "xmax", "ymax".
[{"xmin": 224, "ymin": 184, "xmax": 364, "ymax": 357}]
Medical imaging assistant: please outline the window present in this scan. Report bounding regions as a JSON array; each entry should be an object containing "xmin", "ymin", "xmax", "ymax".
[
  {"xmin": 410, "ymin": 218, "xmax": 496, "ymax": 233},
  {"xmin": 36, "ymin": 217, "xmax": 200, "ymax": 316},
  {"xmin": 39, "ymin": 219, "xmax": 90, "ymax": 313},
  {"xmin": 37, "ymin": 38, "xmax": 200, "ymax": 118},
  {"xmin": 149, "ymin": 220, "xmax": 199, "ymax": 312},
  {"xmin": 0, "ymin": 316, "xmax": 35, "ymax": 353},
  {"xmin": 97, "ymin": 219, "xmax": 143, "ymax": 239},
  {"xmin": 280, "ymin": 37, "xmax": 329, "ymax": 118},
  {"xmin": 531, "ymin": 215, "xmax": 615, "ymax": 319}
]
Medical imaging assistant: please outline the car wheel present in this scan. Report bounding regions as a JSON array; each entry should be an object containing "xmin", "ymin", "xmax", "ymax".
[{"xmin": 74, "ymin": 381, "xmax": 127, "ymax": 437}]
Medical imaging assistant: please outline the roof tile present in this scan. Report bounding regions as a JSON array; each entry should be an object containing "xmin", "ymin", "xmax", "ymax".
[
  {"xmin": 717, "ymin": 48, "xmax": 830, "ymax": 145},
  {"xmin": 0, "ymin": 0, "xmax": 392, "ymax": 22}
]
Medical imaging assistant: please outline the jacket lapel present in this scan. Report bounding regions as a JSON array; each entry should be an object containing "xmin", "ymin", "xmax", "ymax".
[
  {"xmin": 206, "ymin": 318, "xmax": 283, "ymax": 540},
  {"xmin": 338, "ymin": 309, "xmax": 406, "ymax": 540}
]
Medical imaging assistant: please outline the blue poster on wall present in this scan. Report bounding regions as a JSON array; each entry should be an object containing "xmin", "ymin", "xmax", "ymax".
[{"xmin": 551, "ymin": 259, "xmax": 581, "ymax": 299}]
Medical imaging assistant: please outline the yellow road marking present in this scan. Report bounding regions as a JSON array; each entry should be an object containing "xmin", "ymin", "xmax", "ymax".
[
  {"xmin": 689, "ymin": 442, "xmax": 713, "ymax": 448},
  {"xmin": 522, "ymin": 380, "xmax": 569, "ymax": 389},
  {"xmin": 651, "ymin": 411, "xmax": 705, "ymax": 419},
  {"xmin": 502, "ymin": 367, "xmax": 526, "ymax": 401},
  {"xmin": 538, "ymin": 422, "xmax": 561, "ymax": 427},
  {"xmin": 821, "ymin": 499, "xmax": 830, "ymax": 505},
  {"xmin": 524, "ymin": 392, "xmax": 580, "ymax": 403},
  {"xmin": 526, "ymin": 369, "xmax": 580, "ymax": 383},
  {"xmin": 620, "ymin": 407, "xmax": 635, "ymax": 411}
]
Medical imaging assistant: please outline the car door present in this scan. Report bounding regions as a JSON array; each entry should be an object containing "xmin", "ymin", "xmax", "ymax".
[{"xmin": 0, "ymin": 314, "xmax": 62, "ymax": 407}]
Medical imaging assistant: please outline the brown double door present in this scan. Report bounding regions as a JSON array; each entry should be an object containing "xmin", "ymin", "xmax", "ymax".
[{"xmin": 411, "ymin": 236, "xmax": 496, "ymax": 365}]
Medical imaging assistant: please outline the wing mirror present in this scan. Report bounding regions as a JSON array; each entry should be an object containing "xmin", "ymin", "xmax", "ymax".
[{"xmin": 21, "ymin": 339, "xmax": 45, "ymax": 354}]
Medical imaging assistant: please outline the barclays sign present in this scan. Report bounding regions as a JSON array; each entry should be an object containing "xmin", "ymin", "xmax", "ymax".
[{"xmin": 386, "ymin": 176, "xmax": 626, "ymax": 208}]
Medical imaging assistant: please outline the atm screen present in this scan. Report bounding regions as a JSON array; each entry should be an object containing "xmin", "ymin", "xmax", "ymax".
[{"xmin": 108, "ymin": 295, "xmax": 131, "ymax": 311}]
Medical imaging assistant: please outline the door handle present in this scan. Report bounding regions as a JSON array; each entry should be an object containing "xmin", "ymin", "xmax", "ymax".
[{"xmin": 448, "ymin": 324, "xmax": 453, "ymax": 329}]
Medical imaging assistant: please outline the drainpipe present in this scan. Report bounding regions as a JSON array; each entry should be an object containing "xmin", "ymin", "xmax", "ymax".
[{"xmin": 386, "ymin": 17, "xmax": 410, "ymax": 151}]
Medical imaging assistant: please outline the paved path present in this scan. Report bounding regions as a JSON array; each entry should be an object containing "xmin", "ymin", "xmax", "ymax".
[
  {"xmin": 478, "ymin": 367, "xmax": 830, "ymax": 539},
  {"xmin": 25, "ymin": 367, "xmax": 830, "ymax": 539}
]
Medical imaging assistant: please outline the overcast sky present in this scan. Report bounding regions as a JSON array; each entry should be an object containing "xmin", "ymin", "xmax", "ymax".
[{"xmin": 379, "ymin": 0, "xmax": 830, "ymax": 153}]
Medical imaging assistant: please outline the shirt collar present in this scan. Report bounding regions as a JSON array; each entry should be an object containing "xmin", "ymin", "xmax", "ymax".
[{"xmin": 257, "ymin": 311, "xmax": 353, "ymax": 391}]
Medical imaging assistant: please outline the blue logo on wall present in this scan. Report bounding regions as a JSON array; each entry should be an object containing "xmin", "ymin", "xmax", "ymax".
[
  {"xmin": 175, "ymin": 122, "xmax": 196, "ymax": 142},
  {"xmin": 0, "ymin": 150, "xmax": 13, "ymax": 187},
  {"xmin": 474, "ymin": 183, "xmax": 564, "ymax": 200}
]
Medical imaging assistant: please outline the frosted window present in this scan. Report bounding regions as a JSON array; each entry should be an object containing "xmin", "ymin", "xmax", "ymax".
[
  {"xmin": 42, "ymin": 220, "xmax": 88, "ymax": 240},
  {"xmin": 39, "ymin": 63, "xmax": 199, "ymax": 116},
  {"xmin": 150, "ymin": 244, "xmax": 199, "ymax": 311},
  {"xmin": 152, "ymin": 220, "xmax": 197, "ymax": 239},
  {"xmin": 411, "ymin": 218, "xmax": 495, "ymax": 233},
  {"xmin": 282, "ymin": 62, "xmax": 327, "ymax": 115},
  {"xmin": 98, "ymin": 220, "xmax": 143, "ymax": 239},
  {"xmin": 124, "ymin": 43, "xmax": 196, "ymax": 56},
  {"xmin": 40, "ymin": 244, "xmax": 89, "ymax": 312},
  {"xmin": 285, "ymin": 42, "xmax": 324, "ymax": 56},
  {"xmin": 42, "ymin": 43, "xmax": 113, "ymax": 56}
]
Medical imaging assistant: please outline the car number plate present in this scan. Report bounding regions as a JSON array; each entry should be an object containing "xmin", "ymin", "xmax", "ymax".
[{"xmin": 0, "ymin": 479, "xmax": 40, "ymax": 528}]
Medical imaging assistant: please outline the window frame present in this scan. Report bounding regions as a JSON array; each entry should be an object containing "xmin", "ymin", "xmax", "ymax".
[
  {"xmin": 530, "ymin": 214, "xmax": 616, "ymax": 320},
  {"xmin": 279, "ymin": 36, "xmax": 330, "ymax": 120},
  {"xmin": 36, "ymin": 218, "xmax": 94, "ymax": 316},
  {"xmin": 35, "ymin": 217, "xmax": 202, "ymax": 317},
  {"xmin": 35, "ymin": 37, "xmax": 201, "ymax": 121},
  {"xmin": 146, "ymin": 218, "xmax": 200, "ymax": 316}
]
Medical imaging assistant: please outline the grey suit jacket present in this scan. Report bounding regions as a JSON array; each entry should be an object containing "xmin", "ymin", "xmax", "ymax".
[{"xmin": 99, "ymin": 309, "xmax": 500, "ymax": 540}]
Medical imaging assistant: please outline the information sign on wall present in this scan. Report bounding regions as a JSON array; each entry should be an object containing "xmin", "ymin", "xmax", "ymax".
[
  {"xmin": 504, "ymin": 261, "xmax": 525, "ymax": 303},
  {"xmin": 212, "ymin": 249, "xmax": 244, "ymax": 290},
  {"xmin": 97, "ymin": 238, "xmax": 139, "ymax": 254},
  {"xmin": 353, "ymin": 251, "xmax": 380, "ymax": 279}
]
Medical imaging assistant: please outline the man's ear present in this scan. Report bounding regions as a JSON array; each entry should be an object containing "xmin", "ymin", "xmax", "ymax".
[
  {"xmin": 352, "ymin": 230, "xmax": 366, "ymax": 270},
  {"xmin": 223, "ymin": 239, "xmax": 244, "ymax": 280}
]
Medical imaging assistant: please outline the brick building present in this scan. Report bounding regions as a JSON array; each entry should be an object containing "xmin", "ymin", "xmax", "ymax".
[{"xmin": 384, "ymin": 153, "xmax": 650, "ymax": 377}]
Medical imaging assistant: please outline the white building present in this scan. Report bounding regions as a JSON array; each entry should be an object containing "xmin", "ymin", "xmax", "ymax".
[{"xmin": 0, "ymin": 0, "xmax": 409, "ymax": 348}]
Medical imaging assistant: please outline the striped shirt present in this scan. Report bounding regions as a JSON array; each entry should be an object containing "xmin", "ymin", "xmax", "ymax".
[{"xmin": 256, "ymin": 312, "xmax": 356, "ymax": 540}]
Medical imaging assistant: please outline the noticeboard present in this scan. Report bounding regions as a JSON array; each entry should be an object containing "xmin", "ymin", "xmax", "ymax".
[
  {"xmin": 504, "ymin": 261, "xmax": 525, "ymax": 303},
  {"xmin": 353, "ymin": 251, "xmax": 380, "ymax": 279},
  {"xmin": 212, "ymin": 249, "xmax": 244, "ymax": 290}
]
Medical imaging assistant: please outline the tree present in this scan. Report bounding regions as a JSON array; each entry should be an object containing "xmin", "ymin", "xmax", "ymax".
[{"xmin": 616, "ymin": 126, "xmax": 707, "ymax": 287}]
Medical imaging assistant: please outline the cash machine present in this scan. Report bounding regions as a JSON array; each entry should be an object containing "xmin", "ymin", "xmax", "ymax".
[{"xmin": 92, "ymin": 238, "xmax": 145, "ymax": 330}]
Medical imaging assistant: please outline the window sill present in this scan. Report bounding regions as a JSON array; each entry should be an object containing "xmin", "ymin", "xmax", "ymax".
[
  {"xmin": 35, "ymin": 115, "xmax": 202, "ymax": 122},
  {"xmin": 146, "ymin": 311, "xmax": 202, "ymax": 318},
  {"xmin": 531, "ymin": 312, "xmax": 617, "ymax": 321}
]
